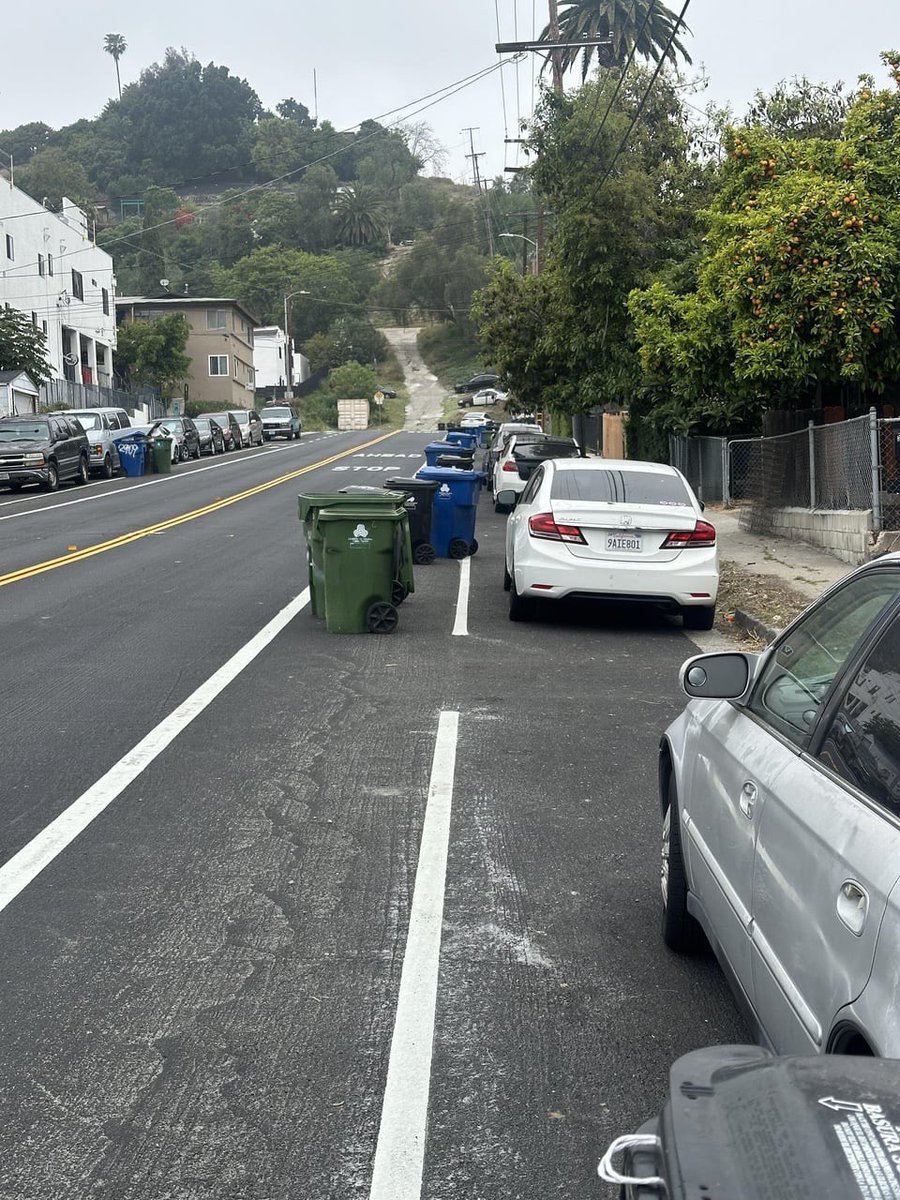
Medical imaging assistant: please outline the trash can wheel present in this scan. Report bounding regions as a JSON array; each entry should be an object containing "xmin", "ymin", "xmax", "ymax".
[
  {"xmin": 413, "ymin": 542, "xmax": 436, "ymax": 565},
  {"xmin": 449, "ymin": 538, "xmax": 470, "ymax": 560},
  {"xmin": 367, "ymin": 601, "xmax": 399, "ymax": 634},
  {"xmin": 469, "ymin": 540, "xmax": 478, "ymax": 555},
  {"xmin": 391, "ymin": 579, "xmax": 408, "ymax": 606}
]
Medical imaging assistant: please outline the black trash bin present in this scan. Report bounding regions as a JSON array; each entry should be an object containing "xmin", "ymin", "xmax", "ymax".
[
  {"xmin": 599, "ymin": 1044, "xmax": 900, "ymax": 1198},
  {"xmin": 436, "ymin": 453, "xmax": 476, "ymax": 469},
  {"xmin": 385, "ymin": 477, "xmax": 440, "ymax": 565}
]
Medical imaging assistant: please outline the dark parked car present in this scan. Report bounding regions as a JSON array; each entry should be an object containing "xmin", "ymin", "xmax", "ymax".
[
  {"xmin": 453, "ymin": 372, "xmax": 500, "ymax": 394},
  {"xmin": 377, "ymin": 385, "xmax": 397, "ymax": 399},
  {"xmin": 156, "ymin": 417, "xmax": 201, "ymax": 461},
  {"xmin": 0, "ymin": 414, "xmax": 90, "ymax": 492},
  {"xmin": 194, "ymin": 417, "xmax": 226, "ymax": 456},
  {"xmin": 204, "ymin": 411, "xmax": 243, "ymax": 451}
]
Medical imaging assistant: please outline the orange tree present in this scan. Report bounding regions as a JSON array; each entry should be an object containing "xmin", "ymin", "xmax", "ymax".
[{"xmin": 629, "ymin": 52, "xmax": 900, "ymax": 433}]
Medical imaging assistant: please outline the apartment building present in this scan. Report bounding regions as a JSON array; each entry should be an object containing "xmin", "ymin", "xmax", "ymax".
[
  {"xmin": 0, "ymin": 178, "xmax": 117, "ymax": 385},
  {"xmin": 116, "ymin": 296, "xmax": 258, "ymax": 408}
]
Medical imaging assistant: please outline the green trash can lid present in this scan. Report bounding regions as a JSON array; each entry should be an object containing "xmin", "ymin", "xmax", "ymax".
[
  {"xmin": 316, "ymin": 505, "xmax": 407, "ymax": 523},
  {"xmin": 299, "ymin": 489, "xmax": 407, "ymax": 521}
]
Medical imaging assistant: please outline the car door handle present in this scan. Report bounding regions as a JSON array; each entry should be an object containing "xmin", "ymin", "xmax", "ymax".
[
  {"xmin": 739, "ymin": 781, "xmax": 757, "ymax": 819},
  {"xmin": 837, "ymin": 880, "xmax": 869, "ymax": 936}
]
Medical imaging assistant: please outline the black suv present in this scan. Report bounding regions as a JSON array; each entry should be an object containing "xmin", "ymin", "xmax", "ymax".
[
  {"xmin": 0, "ymin": 413, "xmax": 90, "ymax": 492},
  {"xmin": 453, "ymin": 372, "xmax": 500, "ymax": 394}
]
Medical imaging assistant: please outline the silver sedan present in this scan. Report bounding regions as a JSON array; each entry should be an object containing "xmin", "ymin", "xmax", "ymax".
[{"xmin": 659, "ymin": 554, "xmax": 900, "ymax": 1056}]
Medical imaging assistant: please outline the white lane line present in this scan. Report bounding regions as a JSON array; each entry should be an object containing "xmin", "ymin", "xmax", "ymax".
[
  {"xmin": 451, "ymin": 556, "xmax": 470, "ymax": 637},
  {"xmin": 0, "ymin": 443, "xmax": 303, "ymax": 523},
  {"xmin": 0, "ymin": 588, "xmax": 311, "ymax": 916},
  {"xmin": 369, "ymin": 710, "xmax": 459, "ymax": 1200}
]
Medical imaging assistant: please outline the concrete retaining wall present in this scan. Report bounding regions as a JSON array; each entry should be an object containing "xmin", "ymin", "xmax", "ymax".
[{"xmin": 767, "ymin": 506, "xmax": 873, "ymax": 565}]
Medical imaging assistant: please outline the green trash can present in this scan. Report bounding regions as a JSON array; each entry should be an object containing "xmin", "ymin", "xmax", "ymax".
[
  {"xmin": 152, "ymin": 436, "xmax": 173, "ymax": 474},
  {"xmin": 299, "ymin": 489, "xmax": 411, "ymax": 617},
  {"xmin": 316, "ymin": 504, "xmax": 409, "ymax": 633}
]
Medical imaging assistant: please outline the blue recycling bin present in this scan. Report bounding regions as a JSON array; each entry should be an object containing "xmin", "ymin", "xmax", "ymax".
[
  {"xmin": 445, "ymin": 431, "xmax": 478, "ymax": 450},
  {"xmin": 116, "ymin": 435, "xmax": 149, "ymax": 477},
  {"xmin": 415, "ymin": 464, "xmax": 484, "ymax": 558},
  {"xmin": 424, "ymin": 441, "xmax": 475, "ymax": 468}
]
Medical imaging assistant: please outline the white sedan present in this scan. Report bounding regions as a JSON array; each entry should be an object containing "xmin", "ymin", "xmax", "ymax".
[
  {"xmin": 459, "ymin": 412, "xmax": 493, "ymax": 429},
  {"xmin": 500, "ymin": 458, "xmax": 718, "ymax": 629}
]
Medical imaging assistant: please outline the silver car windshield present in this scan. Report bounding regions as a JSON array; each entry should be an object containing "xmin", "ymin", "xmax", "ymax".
[{"xmin": 70, "ymin": 413, "xmax": 101, "ymax": 429}]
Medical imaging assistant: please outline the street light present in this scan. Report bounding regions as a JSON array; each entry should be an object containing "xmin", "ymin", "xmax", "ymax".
[
  {"xmin": 498, "ymin": 232, "xmax": 538, "ymax": 275},
  {"xmin": 283, "ymin": 289, "xmax": 309, "ymax": 398}
]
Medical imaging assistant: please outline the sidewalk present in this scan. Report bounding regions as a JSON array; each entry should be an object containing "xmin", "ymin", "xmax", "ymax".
[{"xmin": 713, "ymin": 509, "xmax": 851, "ymax": 642}]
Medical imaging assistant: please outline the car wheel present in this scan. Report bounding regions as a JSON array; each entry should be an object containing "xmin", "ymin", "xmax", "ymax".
[
  {"xmin": 42, "ymin": 462, "xmax": 59, "ymax": 492},
  {"xmin": 508, "ymin": 579, "xmax": 536, "ymax": 622},
  {"xmin": 75, "ymin": 456, "xmax": 89, "ymax": 485},
  {"xmin": 683, "ymin": 605, "xmax": 716, "ymax": 631},
  {"xmin": 192, "ymin": 442, "xmax": 201, "ymax": 460},
  {"xmin": 661, "ymin": 775, "xmax": 705, "ymax": 953},
  {"xmin": 503, "ymin": 562, "xmax": 512, "ymax": 592},
  {"xmin": 101, "ymin": 453, "xmax": 114, "ymax": 480}
]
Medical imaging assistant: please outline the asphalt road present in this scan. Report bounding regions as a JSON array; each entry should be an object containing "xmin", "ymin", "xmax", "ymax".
[{"xmin": 0, "ymin": 430, "xmax": 747, "ymax": 1200}]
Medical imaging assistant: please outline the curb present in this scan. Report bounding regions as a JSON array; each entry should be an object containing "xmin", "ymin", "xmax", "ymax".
[{"xmin": 732, "ymin": 608, "xmax": 781, "ymax": 645}]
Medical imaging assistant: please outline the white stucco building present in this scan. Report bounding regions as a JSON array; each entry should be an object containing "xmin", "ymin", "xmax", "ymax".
[
  {"xmin": 0, "ymin": 178, "xmax": 117, "ymax": 386},
  {"xmin": 253, "ymin": 325, "xmax": 310, "ymax": 395}
]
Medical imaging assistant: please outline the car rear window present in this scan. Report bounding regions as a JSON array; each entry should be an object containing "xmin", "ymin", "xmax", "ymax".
[{"xmin": 550, "ymin": 468, "xmax": 692, "ymax": 506}]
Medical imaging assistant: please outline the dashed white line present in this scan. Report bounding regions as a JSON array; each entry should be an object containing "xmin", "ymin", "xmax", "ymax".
[
  {"xmin": 0, "ymin": 588, "xmax": 311, "ymax": 916},
  {"xmin": 369, "ymin": 709, "xmax": 459, "ymax": 1200},
  {"xmin": 451, "ymin": 557, "xmax": 470, "ymax": 637}
]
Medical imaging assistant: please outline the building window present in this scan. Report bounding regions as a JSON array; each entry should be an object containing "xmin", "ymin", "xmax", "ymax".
[
  {"xmin": 96, "ymin": 345, "xmax": 106, "ymax": 367},
  {"xmin": 102, "ymin": 288, "xmax": 110, "ymax": 316},
  {"xmin": 47, "ymin": 253, "xmax": 54, "ymax": 276},
  {"xmin": 42, "ymin": 321, "xmax": 48, "ymax": 335},
  {"xmin": 209, "ymin": 355, "xmax": 229, "ymax": 376},
  {"xmin": 31, "ymin": 312, "xmax": 37, "ymax": 326},
  {"xmin": 71, "ymin": 270, "xmax": 84, "ymax": 301},
  {"xmin": 207, "ymin": 309, "xmax": 227, "ymax": 330},
  {"xmin": 5, "ymin": 234, "xmax": 13, "ymax": 260},
  {"xmin": 38, "ymin": 253, "xmax": 45, "ymax": 277}
]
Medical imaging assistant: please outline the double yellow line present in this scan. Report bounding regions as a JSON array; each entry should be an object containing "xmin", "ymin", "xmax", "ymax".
[{"xmin": 0, "ymin": 431, "xmax": 398, "ymax": 589}]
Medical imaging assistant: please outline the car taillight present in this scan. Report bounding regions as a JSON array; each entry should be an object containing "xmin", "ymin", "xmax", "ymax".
[
  {"xmin": 528, "ymin": 512, "xmax": 587, "ymax": 544},
  {"xmin": 661, "ymin": 520, "xmax": 717, "ymax": 548},
  {"xmin": 502, "ymin": 459, "xmax": 518, "ymax": 472}
]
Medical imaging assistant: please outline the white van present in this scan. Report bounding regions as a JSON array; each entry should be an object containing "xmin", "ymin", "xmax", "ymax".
[{"xmin": 67, "ymin": 407, "xmax": 133, "ymax": 477}]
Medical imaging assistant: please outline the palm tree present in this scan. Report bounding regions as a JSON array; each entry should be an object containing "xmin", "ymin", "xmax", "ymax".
[
  {"xmin": 542, "ymin": 0, "xmax": 691, "ymax": 81},
  {"xmin": 103, "ymin": 33, "xmax": 128, "ymax": 101},
  {"xmin": 334, "ymin": 186, "xmax": 389, "ymax": 246}
]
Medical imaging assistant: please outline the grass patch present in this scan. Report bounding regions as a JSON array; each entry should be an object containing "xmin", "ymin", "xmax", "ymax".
[{"xmin": 417, "ymin": 323, "xmax": 484, "ymax": 390}]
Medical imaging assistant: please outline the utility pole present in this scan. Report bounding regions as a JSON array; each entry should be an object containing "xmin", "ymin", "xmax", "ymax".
[{"xmin": 463, "ymin": 126, "xmax": 495, "ymax": 257}]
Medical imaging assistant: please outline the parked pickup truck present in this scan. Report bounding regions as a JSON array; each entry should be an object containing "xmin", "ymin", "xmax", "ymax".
[{"xmin": 66, "ymin": 407, "xmax": 134, "ymax": 478}]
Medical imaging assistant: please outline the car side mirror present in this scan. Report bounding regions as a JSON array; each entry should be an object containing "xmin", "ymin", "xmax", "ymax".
[
  {"xmin": 496, "ymin": 489, "xmax": 518, "ymax": 508},
  {"xmin": 680, "ymin": 652, "xmax": 757, "ymax": 700}
]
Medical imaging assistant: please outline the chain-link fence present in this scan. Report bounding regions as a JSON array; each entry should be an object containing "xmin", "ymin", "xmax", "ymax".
[
  {"xmin": 672, "ymin": 411, "xmax": 898, "ymax": 532},
  {"xmin": 669, "ymin": 434, "xmax": 728, "ymax": 503},
  {"xmin": 726, "ymin": 413, "xmax": 879, "ymax": 534}
]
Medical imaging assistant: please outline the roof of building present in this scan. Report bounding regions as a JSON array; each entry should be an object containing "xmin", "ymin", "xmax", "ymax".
[
  {"xmin": 0, "ymin": 369, "xmax": 39, "ymax": 390},
  {"xmin": 116, "ymin": 296, "xmax": 260, "ymax": 324}
]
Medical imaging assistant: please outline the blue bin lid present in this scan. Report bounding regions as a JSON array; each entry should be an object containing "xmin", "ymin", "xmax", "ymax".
[
  {"xmin": 424, "ymin": 441, "xmax": 474, "ymax": 452},
  {"xmin": 416, "ymin": 465, "xmax": 484, "ymax": 483}
]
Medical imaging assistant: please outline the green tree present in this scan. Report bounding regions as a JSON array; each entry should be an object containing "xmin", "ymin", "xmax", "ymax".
[
  {"xmin": 219, "ymin": 245, "xmax": 362, "ymax": 340},
  {"xmin": 628, "ymin": 54, "xmax": 900, "ymax": 431},
  {"xmin": 335, "ymin": 185, "xmax": 389, "ymax": 246},
  {"xmin": 14, "ymin": 147, "xmax": 95, "ymax": 211},
  {"xmin": 115, "ymin": 314, "xmax": 191, "ymax": 391},
  {"xmin": 0, "ymin": 309, "xmax": 52, "ymax": 385},
  {"xmin": 136, "ymin": 185, "xmax": 182, "ymax": 295},
  {"xmin": 304, "ymin": 318, "xmax": 387, "ymax": 372},
  {"xmin": 542, "ymin": 0, "xmax": 692, "ymax": 80},
  {"xmin": 477, "ymin": 65, "xmax": 711, "ymax": 417},
  {"xmin": 115, "ymin": 49, "xmax": 261, "ymax": 184},
  {"xmin": 746, "ymin": 77, "xmax": 854, "ymax": 141},
  {"xmin": 0, "ymin": 121, "xmax": 53, "ymax": 167},
  {"xmin": 103, "ymin": 33, "xmax": 127, "ymax": 101},
  {"xmin": 324, "ymin": 360, "xmax": 380, "ymax": 399}
]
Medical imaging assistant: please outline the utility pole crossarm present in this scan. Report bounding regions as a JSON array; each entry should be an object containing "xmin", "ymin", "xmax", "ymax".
[{"xmin": 495, "ymin": 38, "xmax": 613, "ymax": 53}]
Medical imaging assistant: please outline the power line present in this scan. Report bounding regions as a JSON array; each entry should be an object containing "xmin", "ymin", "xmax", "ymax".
[
  {"xmin": 2, "ymin": 58, "xmax": 518, "ymax": 279},
  {"xmin": 584, "ymin": 0, "xmax": 692, "ymax": 208}
]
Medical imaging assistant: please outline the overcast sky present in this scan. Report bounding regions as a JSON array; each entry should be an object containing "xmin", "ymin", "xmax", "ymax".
[{"xmin": 3, "ymin": 0, "xmax": 896, "ymax": 184}]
